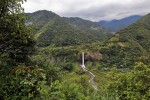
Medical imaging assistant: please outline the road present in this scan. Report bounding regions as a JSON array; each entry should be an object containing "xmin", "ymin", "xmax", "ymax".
[
  {"xmin": 81, "ymin": 52, "xmax": 98, "ymax": 90},
  {"xmin": 81, "ymin": 65, "xmax": 98, "ymax": 90}
]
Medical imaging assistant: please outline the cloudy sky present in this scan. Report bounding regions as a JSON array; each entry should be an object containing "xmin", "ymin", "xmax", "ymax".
[{"xmin": 23, "ymin": 0, "xmax": 150, "ymax": 21}]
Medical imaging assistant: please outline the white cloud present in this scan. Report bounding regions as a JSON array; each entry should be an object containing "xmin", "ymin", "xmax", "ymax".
[{"xmin": 23, "ymin": 0, "xmax": 150, "ymax": 21}]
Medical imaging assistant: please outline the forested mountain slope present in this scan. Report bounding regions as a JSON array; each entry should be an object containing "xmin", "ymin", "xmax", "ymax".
[
  {"xmin": 118, "ymin": 14, "xmax": 150, "ymax": 52},
  {"xmin": 64, "ymin": 17, "xmax": 111, "ymax": 41},
  {"xmin": 108, "ymin": 13, "xmax": 150, "ymax": 51},
  {"xmin": 26, "ymin": 10, "xmax": 111, "ymax": 47},
  {"xmin": 102, "ymin": 13, "xmax": 150, "ymax": 68}
]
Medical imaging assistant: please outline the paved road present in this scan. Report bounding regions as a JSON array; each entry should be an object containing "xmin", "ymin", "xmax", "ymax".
[{"xmin": 81, "ymin": 65, "xmax": 98, "ymax": 90}]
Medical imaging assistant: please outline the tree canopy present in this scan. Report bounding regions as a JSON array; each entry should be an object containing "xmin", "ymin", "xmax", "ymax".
[{"xmin": 0, "ymin": 0, "xmax": 35, "ymax": 64}]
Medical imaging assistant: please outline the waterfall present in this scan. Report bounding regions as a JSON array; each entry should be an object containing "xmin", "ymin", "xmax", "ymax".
[
  {"xmin": 80, "ymin": 52, "xmax": 98, "ymax": 90},
  {"xmin": 82, "ymin": 52, "xmax": 84, "ymax": 65},
  {"xmin": 81, "ymin": 52, "xmax": 85, "ymax": 68}
]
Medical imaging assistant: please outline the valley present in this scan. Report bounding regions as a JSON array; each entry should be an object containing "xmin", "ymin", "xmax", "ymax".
[
  {"xmin": 28, "ymin": 10, "xmax": 150, "ymax": 99},
  {"xmin": 0, "ymin": 1, "xmax": 150, "ymax": 99}
]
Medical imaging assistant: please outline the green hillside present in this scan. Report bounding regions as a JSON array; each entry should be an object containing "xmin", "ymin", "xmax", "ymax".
[
  {"xmin": 102, "ymin": 13, "xmax": 150, "ymax": 68},
  {"xmin": 1, "ymin": 0, "xmax": 150, "ymax": 99},
  {"xmin": 25, "ymin": 10, "xmax": 59, "ymax": 34},
  {"xmin": 118, "ymin": 13, "xmax": 150, "ymax": 52},
  {"xmin": 26, "ymin": 10, "xmax": 111, "ymax": 47},
  {"xmin": 63, "ymin": 17, "xmax": 111, "ymax": 41}
]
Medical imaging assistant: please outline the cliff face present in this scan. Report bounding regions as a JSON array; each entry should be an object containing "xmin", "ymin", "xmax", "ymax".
[
  {"xmin": 84, "ymin": 52, "xmax": 102, "ymax": 61},
  {"xmin": 45, "ymin": 52, "xmax": 102, "ymax": 64}
]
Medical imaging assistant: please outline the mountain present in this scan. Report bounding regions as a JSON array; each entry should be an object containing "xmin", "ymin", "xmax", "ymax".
[
  {"xmin": 99, "ymin": 15, "xmax": 142, "ymax": 32},
  {"xmin": 116, "ymin": 13, "xmax": 150, "ymax": 52},
  {"xmin": 25, "ymin": 10, "xmax": 111, "ymax": 47},
  {"xmin": 63, "ymin": 17, "xmax": 111, "ymax": 41},
  {"xmin": 101, "ymin": 14, "xmax": 150, "ymax": 68}
]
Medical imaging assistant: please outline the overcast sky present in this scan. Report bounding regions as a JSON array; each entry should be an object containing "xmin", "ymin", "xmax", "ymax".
[{"xmin": 23, "ymin": 0, "xmax": 150, "ymax": 21}]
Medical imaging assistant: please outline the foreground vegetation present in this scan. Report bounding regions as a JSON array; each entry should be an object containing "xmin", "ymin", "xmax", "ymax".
[
  {"xmin": 1, "ymin": 58, "xmax": 149, "ymax": 99},
  {"xmin": 1, "ymin": 42, "xmax": 150, "ymax": 99}
]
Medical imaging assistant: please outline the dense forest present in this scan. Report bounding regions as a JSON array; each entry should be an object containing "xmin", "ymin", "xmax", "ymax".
[
  {"xmin": 25, "ymin": 10, "xmax": 111, "ymax": 47},
  {"xmin": 0, "ymin": 0, "xmax": 150, "ymax": 100}
]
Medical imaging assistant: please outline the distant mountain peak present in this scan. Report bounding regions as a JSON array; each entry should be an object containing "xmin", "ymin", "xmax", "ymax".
[
  {"xmin": 104, "ymin": 13, "xmax": 150, "ymax": 68},
  {"xmin": 98, "ymin": 15, "xmax": 143, "ymax": 32}
]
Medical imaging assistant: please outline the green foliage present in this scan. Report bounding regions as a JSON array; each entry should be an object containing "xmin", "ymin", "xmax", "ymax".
[
  {"xmin": 1, "ymin": 2, "xmax": 150, "ymax": 100},
  {"xmin": 108, "ymin": 62, "xmax": 150, "ymax": 100},
  {"xmin": 62, "ymin": 63, "xmax": 74, "ymax": 72},
  {"xmin": 100, "ymin": 44, "xmax": 135, "ymax": 68},
  {"xmin": 64, "ymin": 17, "xmax": 111, "ymax": 41},
  {"xmin": 103, "ymin": 13, "xmax": 150, "ymax": 68},
  {"xmin": 0, "ymin": 64, "xmax": 92, "ymax": 100},
  {"xmin": 26, "ymin": 10, "xmax": 111, "ymax": 47},
  {"xmin": 0, "ymin": 65, "xmax": 49, "ymax": 99},
  {"xmin": 0, "ymin": 0, "xmax": 35, "ymax": 64}
]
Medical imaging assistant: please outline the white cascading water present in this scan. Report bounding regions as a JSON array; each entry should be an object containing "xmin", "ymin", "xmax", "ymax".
[
  {"xmin": 81, "ymin": 52, "xmax": 98, "ymax": 90},
  {"xmin": 81, "ymin": 52, "xmax": 85, "ymax": 69}
]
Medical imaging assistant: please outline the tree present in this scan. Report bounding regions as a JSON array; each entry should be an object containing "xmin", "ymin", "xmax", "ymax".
[
  {"xmin": 0, "ymin": 0, "xmax": 35, "ymax": 64},
  {"xmin": 108, "ymin": 62, "xmax": 150, "ymax": 100}
]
